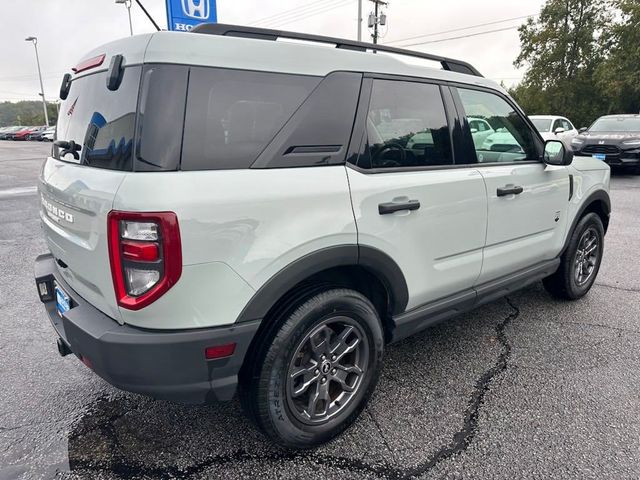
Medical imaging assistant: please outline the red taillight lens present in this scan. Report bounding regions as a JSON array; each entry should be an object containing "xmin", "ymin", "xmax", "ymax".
[
  {"xmin": 107, "ymin": 211, "xmax": 182, "ymax": 310},
  {"xmin": 122, "ymin": 241, "xmax": 159, "ymax": 261},
  {"xmin": 72, "ymin": 54, "xmax": 106, "ymax": 73},
  {"xmin": 205, "ymin": 343, "xmax": 236, "ymax": 360}
]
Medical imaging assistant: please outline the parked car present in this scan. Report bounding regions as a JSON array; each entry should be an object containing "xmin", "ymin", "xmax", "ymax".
[
  {"xmin": 11, "ymin": 127, "xmax": 38, "ymax": 141},
  {"xmin": 571, "ymin": 114, "xmax": 640, "ymax": 173},
  {"xmin": 530, "ymin": 115, "xmax": 579, "ymax": 145},
  {"xmin": 0, "ymin": 126, "xmax": 24, "ymax": 140},
  {"xmin": 34, "ymin": 24, "xmax": 611, "ymax": 449},
  {"xmin": 40, "ymin": 126, "xmax": 56, "ymax": 142},
  {"xmin": 468, "ymin": 116, "xmax": 495, "ymax": 147},
  {"xmin": 26, "ymin": 126, "xmax": 48, "ymax": 141}
]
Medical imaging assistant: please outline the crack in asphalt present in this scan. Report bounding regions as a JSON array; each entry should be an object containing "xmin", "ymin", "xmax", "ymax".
[
  {"xmin": 63, "ymin": 299, "xmax": 520, "ymax": 480},
  {"xmin": 542, "ymin": 318, "xmax": 640, "ymax": 336},
  {"xmin": 595, "ymin": 283, "xmax": 640, "ymax": 293},
  {"xmin": 398, "ymin": 297, "xmax": 519, "ymax": 478}
]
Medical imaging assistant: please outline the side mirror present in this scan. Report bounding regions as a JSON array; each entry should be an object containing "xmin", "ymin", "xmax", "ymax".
[
  {"xmin": 544, "ymin": 139, "xmax": 573, "ymax": 166},
  {"xmin": 578, "ymin": 127, "xmax": 588, "ymax": 133},
  {"xmin": 554, "ymin": 127, "xmax": 566, "ymax": 134},
  {"xmin": 470, "ymin": 128, "xmax": 478, "ymax": 134}
]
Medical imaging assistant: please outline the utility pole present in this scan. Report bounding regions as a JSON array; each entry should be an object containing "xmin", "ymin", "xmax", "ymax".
[
  {"xmin": 25, "ymin": 36, "xmax": 49, "ymax": 127},
  {"xmin": 368, "ymin": 0, "xmax": 387, "ymax": 44},
  {"xmin": 115, "ymin": 0, "xmax": 134, "ymax": 36},
  {"xmin": 357, "ymin": 0, "xmax": 362, "ymax": 41}
]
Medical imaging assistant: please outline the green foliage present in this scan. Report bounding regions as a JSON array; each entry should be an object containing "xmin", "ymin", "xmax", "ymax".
[
  {"xmin": 0, "ymin": 101, "xmax": 58, "ymax": 127},
  {"xmin": 595, "ymin": 0, "xmax": 640, "ymax": 113},
  {"xmin": 511, "ymin": 0, "xmax": 640, "ymax": 127}
]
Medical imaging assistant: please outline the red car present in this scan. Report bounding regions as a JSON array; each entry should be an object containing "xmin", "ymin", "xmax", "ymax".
[{"xmin": 11, "ymin": 127, "xmax": 39, "ymax": 140}]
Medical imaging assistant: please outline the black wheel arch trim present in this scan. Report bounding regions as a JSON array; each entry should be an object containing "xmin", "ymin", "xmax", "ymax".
[
  {"xmin": 562, "ymin": 189, "xmax": 611, "ymax": 255},
  {"xmin": 235, "ymin": 245, "xmax": 409, "ymax": 323}
]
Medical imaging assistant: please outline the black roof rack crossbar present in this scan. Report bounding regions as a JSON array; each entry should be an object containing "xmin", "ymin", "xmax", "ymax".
[{"xmin": 190, "ymin": 23, "xmax": 483, "ymax": 77}]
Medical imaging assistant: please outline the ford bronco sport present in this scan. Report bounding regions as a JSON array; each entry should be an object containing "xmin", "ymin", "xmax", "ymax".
[{"xmin": 35, "ymin": 24, "xmax": 610, "ymax": 448}]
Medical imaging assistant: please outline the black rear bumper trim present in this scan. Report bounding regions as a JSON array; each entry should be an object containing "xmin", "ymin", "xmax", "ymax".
[{"xmin": 35, "ymin": 253, "xmax": 260, "ymax": 404}]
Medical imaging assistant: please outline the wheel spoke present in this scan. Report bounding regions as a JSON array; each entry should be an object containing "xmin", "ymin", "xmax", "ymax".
[
  {"xmin": 290, "ymin": 363, "xmax": 319, "ymax": 397},
  {"xmin": 307, "ymin": 380, "xmax": 330, "ymax": 418},
  {"xmin": 332, "ymin": 368, "xmax": 359, "ymax": 393},
  {"xmin": 310, "ymin": 326, "xmax": 332, "ymax": 357},
  {"xmin": 330, "ymin": 325, "xmax": 360, "ymax": 361}
]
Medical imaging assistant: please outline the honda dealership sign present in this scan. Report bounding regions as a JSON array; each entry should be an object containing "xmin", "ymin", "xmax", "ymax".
[{"xmin": 166, "ymin": 0, "xmax": 217, "ymax": 31}]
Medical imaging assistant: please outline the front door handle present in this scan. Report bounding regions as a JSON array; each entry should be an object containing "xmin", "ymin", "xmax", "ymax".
[
  {"xmin": 378, "ymin": 199, "xmax": 421, "ymax": 215},
  {"xmin": 497, "ymin": 185, "xmax": 523, "ymax": 197}
]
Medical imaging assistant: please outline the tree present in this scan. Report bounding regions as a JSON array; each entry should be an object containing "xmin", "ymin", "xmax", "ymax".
[
  {"xmin": 0, "ymin": 101, "xmax": 58, "ymax": 127},
  {"xmin": 596, "ymin": 0, "xmax": 640, "ymax": 114},
  {"xmin": 510, "ymin": 0, "xmax": 613, "ymax": 127}
]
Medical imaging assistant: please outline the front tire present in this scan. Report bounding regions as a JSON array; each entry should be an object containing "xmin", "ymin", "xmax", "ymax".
[
  {"xmin": 240, "ymin": 288, "xmax": 384, "ymax": 449},
  {"xmin": 543, "ymin": 212, "xmax": 604, "ymax": 300}
]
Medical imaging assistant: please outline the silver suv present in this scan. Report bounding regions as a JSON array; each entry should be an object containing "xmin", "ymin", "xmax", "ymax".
[{"xmin": 35, "ymin": 24, "xmax": 611, "ymax": 448}]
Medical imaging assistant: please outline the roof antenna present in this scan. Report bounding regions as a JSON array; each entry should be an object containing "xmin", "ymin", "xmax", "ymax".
[{"xmin": 133, "ymin": 0, "xmax": 161, "ymax": 31}]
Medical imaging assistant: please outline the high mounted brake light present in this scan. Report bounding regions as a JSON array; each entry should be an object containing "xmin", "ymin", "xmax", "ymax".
[
  {"xmin": 72, "ymin": 54, "xmax": 106, "ymax": 74},
  {"xmin": 108, "ymin": 211, "xmax": 182, "ymax": 310}
]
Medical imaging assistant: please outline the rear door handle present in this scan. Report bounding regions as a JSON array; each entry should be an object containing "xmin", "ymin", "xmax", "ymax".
[
  {"xmin": 378, "ymin": 200, "xmax": 421, "ymax": 215},
  {"xmin": 497, "ymin": 185, "xmax": 523, "ymax": 197}
]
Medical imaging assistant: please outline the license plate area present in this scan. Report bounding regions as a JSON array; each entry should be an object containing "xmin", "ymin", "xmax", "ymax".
[
  {"xmin": 54, "ymin": 281, "xmax": 72, "ymax": 317},
  {"xmin": 592, "ymin": 153, "xmax": 607, "ymax": 161}
]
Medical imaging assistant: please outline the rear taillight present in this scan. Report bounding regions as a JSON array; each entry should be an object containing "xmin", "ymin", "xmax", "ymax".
[{"xmin": 107, "ymin": 211, "xmax": 182, "ymax": 310}]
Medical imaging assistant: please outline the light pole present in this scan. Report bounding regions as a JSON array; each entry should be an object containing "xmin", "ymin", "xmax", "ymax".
[
  {"xmin": 116, "ymin": 0, "xmax": 133, "ymax": 36},
  {"xmin": 25, "ymin": 36, "xmax": 49, "ymax": 127}
]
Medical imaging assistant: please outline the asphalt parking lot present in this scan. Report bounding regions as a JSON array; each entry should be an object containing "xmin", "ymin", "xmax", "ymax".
[{"xmin": 1, "ymin": 141, "xmax": 638, "ymax": 480}]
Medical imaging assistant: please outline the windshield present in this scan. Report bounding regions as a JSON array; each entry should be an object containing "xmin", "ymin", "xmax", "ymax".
[
  {"xmin": 54, "ymin": 66, "xmax": 141, "ymax": 171},
  {"xmin": 531, "ymin": 118, "xmax": 552, "ymax": 132},
  {"xmin": 589, "ymin": 116, "xmax": 640, "ymax": 133}
]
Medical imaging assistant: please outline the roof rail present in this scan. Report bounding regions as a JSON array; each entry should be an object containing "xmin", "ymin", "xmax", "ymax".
[{"xmin": 190, "ymin": 23, "xmax": 483, "ymax": 77}]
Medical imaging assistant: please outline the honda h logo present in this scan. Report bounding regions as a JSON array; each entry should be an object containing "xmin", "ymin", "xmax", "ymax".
[
  {"xmin": 181, "ymin": 0, "xmax": 209, "ymax": 19},
  {"xmin": 598, "ymin": 140, "xmax": 605, "ymax": 145}
]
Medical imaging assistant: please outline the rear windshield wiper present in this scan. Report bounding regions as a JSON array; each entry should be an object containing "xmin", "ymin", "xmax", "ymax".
[{"xmin": 54, "ymin": 140, "xmax": 81, "ymax": 160}]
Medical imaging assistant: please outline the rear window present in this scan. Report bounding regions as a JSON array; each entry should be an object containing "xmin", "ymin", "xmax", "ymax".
[
  {"xmin": 55, "ymin": 66, "xmax": 141, "ymax": 171},
  {"xmin": 181, "ymin": 67, "xmax": 320, "ymax": 170}
]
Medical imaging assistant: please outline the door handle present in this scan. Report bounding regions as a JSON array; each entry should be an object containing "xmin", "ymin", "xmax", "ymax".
[
  {"xmin": 378, "ymin": 199, "xmax": 421, "ymax": 215},
  {"xmin": 496, "ymin": 185, "xmax": 523, "ymax": 197}
]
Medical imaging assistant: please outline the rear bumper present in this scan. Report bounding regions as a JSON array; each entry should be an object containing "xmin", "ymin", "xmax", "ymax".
[{"xmin": 34, "ymin": 253, "xmax": 260, "ymax": 404}]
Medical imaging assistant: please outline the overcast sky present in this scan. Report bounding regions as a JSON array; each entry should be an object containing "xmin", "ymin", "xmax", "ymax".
[{"xmin": 0, "ymin": 0, "xmax": 545, "ymax": 103}]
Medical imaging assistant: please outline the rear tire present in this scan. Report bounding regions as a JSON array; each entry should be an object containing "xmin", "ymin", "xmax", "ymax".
[
  {"xmin": 543, "ymin": 212, "xmax": 604, "ymax": 300},
  {"xmin": 240, "ymin": 288, "xmax": 384, "ymax": 449}
]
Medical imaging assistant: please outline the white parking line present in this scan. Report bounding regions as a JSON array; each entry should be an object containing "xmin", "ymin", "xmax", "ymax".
[{"xmin": 0, "ymin": 186, "xmax": 38, "ymax": 198}]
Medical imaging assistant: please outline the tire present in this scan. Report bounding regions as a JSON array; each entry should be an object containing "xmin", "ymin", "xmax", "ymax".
[
  {"xmin": 240, "ymin": 288, "xmax": 384, "ymax": 449},
  {"xmin": 543, "ymin": 212, "xmax": 605, "ymax": 300}
]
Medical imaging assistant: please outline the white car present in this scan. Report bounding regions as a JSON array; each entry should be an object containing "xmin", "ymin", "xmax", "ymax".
[
  {"xmin": 468, "ymin": 117, "xmax": 494, "ymax": 147},
  {"xmin": 530, "ymin": 115, "xmax": 579, "ymax": 145},
  {"xmin": 41, "ymin": 126, "xmax": 56, "ymax": 142},
  {"xmin": 34, "ymin": 24, "xmax": 611, "ymax": 449}
]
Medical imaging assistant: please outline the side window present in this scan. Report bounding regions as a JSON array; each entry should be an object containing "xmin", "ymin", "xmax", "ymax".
[
  {"xmin": 561, "ymin": 119, "xmax": 573, "ymax": 131},
  {"xmin": 181, "ymin": 68, "xmax": 320, "ymax": 170},
  {"xmin": 136, "ymin": 65, "xmax": 188, "ymax": 171},
  {"xmin": 552, "ymin": 119, "xmax": 563, "ymax": 132},
  {"xmin": 360, "ymin": 79, "xmax": 452, "ymax": 169},
  {"xmin": 457, "ymin": 88, "xmax": 539, "ymax": 163}
]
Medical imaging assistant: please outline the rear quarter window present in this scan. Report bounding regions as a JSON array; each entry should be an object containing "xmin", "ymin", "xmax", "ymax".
[{"xmin": 181, "ymin": 68, "xmax": 320, "ymax": 170}]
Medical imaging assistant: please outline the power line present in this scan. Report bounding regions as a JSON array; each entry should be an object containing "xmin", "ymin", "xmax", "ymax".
[
  {"xmin": 386, "ymin": 13, "xmax": 537, "ymax": 46},
  {"xmin": 252, "ymin": 0, "xmax": 351, "ymax": 27},
  {"xmin": 260, "ymin": 0, "xmax": 354, "ymax": 28},
  {"xmin": 399, "ymin": 25, "xmax": 521, "ymax": 47},
  {"xmin": 249, "ymin": 2, "xmax": 326, "ymax": 26}
]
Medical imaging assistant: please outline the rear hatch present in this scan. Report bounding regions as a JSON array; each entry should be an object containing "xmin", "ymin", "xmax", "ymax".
[{"xmin": 39, "ymin": 46, "xmax": 144, "ymax": 322}]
